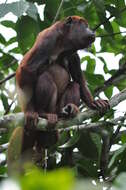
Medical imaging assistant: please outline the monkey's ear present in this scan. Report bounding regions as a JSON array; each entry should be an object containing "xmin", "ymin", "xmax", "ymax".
[{"xmin": 65, "ymin": 16, "xmax": 73, "ymax": 25}]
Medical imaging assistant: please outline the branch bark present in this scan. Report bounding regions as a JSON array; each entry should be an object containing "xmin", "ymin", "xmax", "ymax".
[{"xmin": 0, "ymin": 88, "xmax": 126, "ymax": 132}]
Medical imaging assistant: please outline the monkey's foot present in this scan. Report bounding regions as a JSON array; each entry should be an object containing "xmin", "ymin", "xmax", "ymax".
[{"xmin": 62, "ymin": 103, "xmax": 79, "ymax": 117}]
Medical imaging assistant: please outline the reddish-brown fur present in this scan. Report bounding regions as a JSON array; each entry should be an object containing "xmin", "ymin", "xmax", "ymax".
[{"xmin": 16, "ymin": 16, "xmax": 109, "ymax": 153}]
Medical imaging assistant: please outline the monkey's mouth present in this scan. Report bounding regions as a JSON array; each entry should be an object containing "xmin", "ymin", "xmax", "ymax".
[
  {"xmin": 89, "ymin": 32, "xmax": 96, "ymax": 42},
  {"xmin": 83, "ymin": 40, "xmax": 95, "ymax": 49},
  {"xmin": 81, "ymin": 33, "xmax": 95, "ymax": 49},
  {"xmin": 86, "ymin": 35, "xmax": 95, "ymax": 48}
]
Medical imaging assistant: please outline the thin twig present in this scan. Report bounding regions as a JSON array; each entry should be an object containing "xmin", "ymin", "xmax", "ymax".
[
  {"xmin": 93, "ymin": 7, "xmax": 126, "ymax": 31},
  {"xmin": 4, "ymin": 100, "xmax": 15, "ymax": 115},
  {"xmin": 94, "ymin": 64, "xmax": 126, "ymax": 96},
  {"xmin": 97, "ymin": 31, "xmax": 126, "ymax": 38},
  {"xmin": 4, "ymin": 0, "xmax": 8, "ymax": 4},
  {"xmin": 52, "ymin": 0, "xmax": 64, "ymax": 24},
  {"xmin": 3, "ymin": 59, "xmax": 17, "ymax": 69},
  {"xmin": 0, "ymin": 72, "xmax": 16, "ymax": 85},
  {"xmin": 109, "ymin": 125, "xmax": 122, "ymax": 149}
]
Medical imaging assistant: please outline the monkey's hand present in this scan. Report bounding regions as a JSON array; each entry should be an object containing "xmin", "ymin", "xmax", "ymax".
[
  {"xmin": 62, "ymin": 103, "xmax": 79, "ymax": 118},
  {"xmin": 25, "ymin": 111, "xmax": 39, "ymax": 130},
  {"xmin": 46, "ymin": 113, "xmax": 58, "ymax": 125},
  {"xmin": 89, "ymin": 99, "xmax": 110, "ymax": 113}
]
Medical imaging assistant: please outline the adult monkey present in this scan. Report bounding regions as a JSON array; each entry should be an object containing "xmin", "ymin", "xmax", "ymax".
[{"xmin": 15, "ymin": 16, "xmax": 109, "ymax": 154}]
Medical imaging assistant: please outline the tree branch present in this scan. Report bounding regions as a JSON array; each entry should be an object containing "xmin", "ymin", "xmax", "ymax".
[
  {"xmin": 94, "ymin": 64, "xmax": 126, "ymax": 96},
  {"xmin": 59, "ymin": 114, "xmax": 126, "ymax": 133},
  {"xmin": 96, "ymin": 31, "xmax": 126, "ymax": 38},
  {"xmin": 1, "ymin": 88, "xmax": 126, "ymax": 132},
  {"xmin": 0, "ymin": 72, "xmax": 15, "ymax": 85}
]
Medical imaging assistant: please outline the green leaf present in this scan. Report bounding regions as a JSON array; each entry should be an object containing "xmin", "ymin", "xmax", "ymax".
[
  {"xmin": 80, "ymin": 1, "xmax": 98, "ymax": 27},
  {"xmin": 0, "ymin": 0, "xmax": 29, "ymax": 18},
  {"xmin": 16, "ymin": 16, "xmax": 40, "ymax": 53},
  {"xmin": 20, "ymin": 168, "xmax": 74, "ymax": 190},
  {"xmin": 9, "ymin": 47, "xmax": 21, "ymax": 54},
  {"xmin": 104, "ymin": 21, "xmax": 113, "ymax": 34},
  {"xmin": 112, "ymin": 173, "xmax": 126, "ymax": 190},
  {"xmin": 0, "ymin": 166, "xmax": 7, "ymax": 175},
  {"xmin": 1, "ymin": 20, "xmax": 15, "ymax": 29},
  {"xmin": 11, "ymin": 0, "xmax": 29, "ymax": 17},
  {"xmin": 59, "ymin": 132, "xmax": 80, "ymax": 148},
  {"xmin": 108, "ymin": 143, "xmax": 126, "ymax": 169},
  {"xmin": 106, "ymin": 5, "xmax": 120, "ymax": 17},
  {"xmin": 86, "ymin": 57, "xmax": 96, "ymax": 74},
  {"xmin": 76, "ymin": 156, "xmax": 98, "ymax": 177},
  {"xmin": 98, "ymin": 56, "xmax": 109, "ymax": 74},
  {"xmin": 113, "ymin": 1, "xmax": 126, "ymax": 27},
  {"xmin": 0, "ymin": 3, "xmax": 9, "ymax": 18},
  {"xmin": 0, "ymin": 133, "xmax": 10, "ymax": 145},
  {"xmin": 26, "ymin": 0, "xmax": 44, "ymax": 4},
  {"xmin": 90, "ymin": 133, "xmax": 102, "ymax": 159},
  {"xmin": 44, "ymin": 0, "xmax": 61, "ymax": 24},
  {"xmin": 0, "ymin": 53, "xmax": 16, "ymax": 71},
  {"xmin": 121, "ymin": 134, "xmax": 126, "ymax": 144},
  {"xmin": 27, "ymin": 2, "xmax": 38, "ymax": 21},
  {"xmin": 104, "ymin": 86, "xmax": 113, "ymax": 99},
  {"xmin": 0, "ymin": 34, "xmax": 6, "ymax": 44},
  {"xmin": 1, "ymin": 93, "xmax": 9, "ymax": 111},
  {"xmin": 85, "ymin": 72, "xmax": 105, "ymax": 92},
  {"xmin": 117, "ymin": 79, "xmax": 126, "ymax": 91},
  {"xmin": 5, "ymin": 37, "xmax": 17, "ymax": 46},
  {"xmin": 77, "ymin": 131, "xmax": 99, "ymax": 160},
  {"xmin": 57, "ymin": 131, "xmax": 70, "ymax": 146},
  {"xmin": 93, "ymin": 0, "xmax": 105, "ymax": 14},
  {"xmin": 114, "ymin": 0, "xmax": 125, "ymax": 10}
]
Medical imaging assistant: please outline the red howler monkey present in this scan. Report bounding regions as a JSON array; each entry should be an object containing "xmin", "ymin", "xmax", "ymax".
[{"xmin": 16, "ymin": 16, "xmax": 109, "ymax": 153}]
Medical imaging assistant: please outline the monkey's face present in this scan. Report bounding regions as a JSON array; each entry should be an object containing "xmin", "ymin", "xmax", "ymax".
[{"xmin": 63, "ymin": 16, "xmax": 95, "ymax": 50}]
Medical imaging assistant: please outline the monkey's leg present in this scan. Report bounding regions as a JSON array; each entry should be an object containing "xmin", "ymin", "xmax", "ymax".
[
  {"xmin": 21, "ymin": 72, "xmax": 58, "ymax": 154},
  {"xmin": 59, "ymin": 82, "xmax": 80, "ymax": 117},
  {"xmin": 35, "ymin": 71, "xmax": 58, "ymax": 123},
  {"xmin": 35, "ymin": 72, "xmax": 59, "ymax": 151}
]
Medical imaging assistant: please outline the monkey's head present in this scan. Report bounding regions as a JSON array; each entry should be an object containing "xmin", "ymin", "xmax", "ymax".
[{"xmin": 61, "ymin": 16, "xmax": 95, "ymax": 50}]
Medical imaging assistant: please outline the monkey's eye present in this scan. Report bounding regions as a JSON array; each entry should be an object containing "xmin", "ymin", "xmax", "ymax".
[{"xmin": 65, "ymin": 16, "xmax": 73, "ymax": 25}]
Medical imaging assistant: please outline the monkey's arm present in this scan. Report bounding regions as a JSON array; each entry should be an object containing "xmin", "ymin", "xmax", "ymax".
[{"xmin": 68, "ymin": 53, "xmax": 109, "ymax": 110}]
